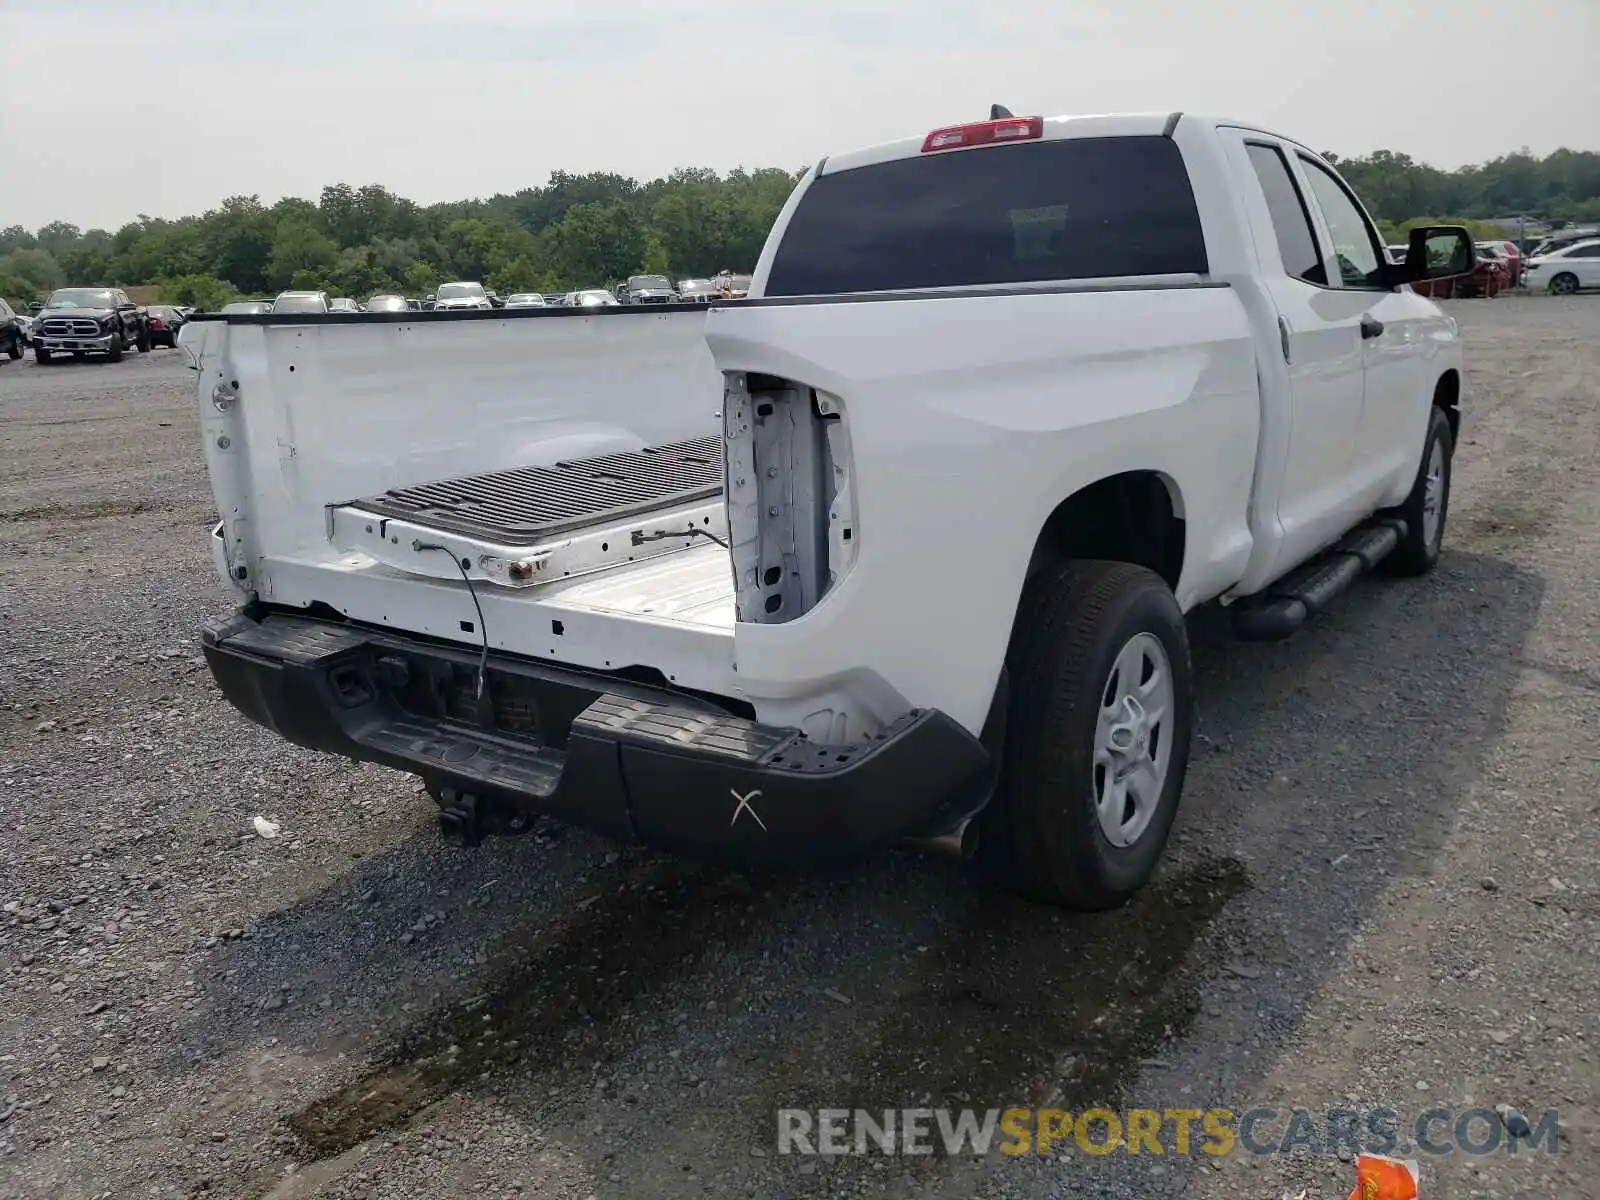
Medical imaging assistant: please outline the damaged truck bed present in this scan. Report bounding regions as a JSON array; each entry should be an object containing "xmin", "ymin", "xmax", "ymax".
[{"xmin": 344, "ymin": 435, "xmax": 724, "ymax": 544}]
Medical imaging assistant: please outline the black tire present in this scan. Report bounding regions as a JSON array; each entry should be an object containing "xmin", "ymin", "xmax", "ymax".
[
  {"xmin": 1548, "ymin": 273, "xmax": 1579, "ymax": 296},
  {"xmin": 1380, "ymin": 406, "xmax": 1453, "ymax": 577},
  {"xmin": 35, "ymin": 347, "xmax": 52, "ymax": 364},
  {"xmin": 106, "ymin": 332, "xmax": 124, "ymax": 363},
  {"xmin": 5, "ymin": 336, "xmax": 19, "ymax": 361},
  {"xmin": 977, "ymin": 560, "xmax": 1194, "ymax": 910},
  {"xmin": 136, "ymin": 326, "xmax": 152, "ymax": 352}
]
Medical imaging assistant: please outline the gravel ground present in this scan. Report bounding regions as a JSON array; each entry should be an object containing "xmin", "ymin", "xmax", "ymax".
[{"xmin": 1, "ymin": 301, "xmax": 1596, "ymax": 1200}]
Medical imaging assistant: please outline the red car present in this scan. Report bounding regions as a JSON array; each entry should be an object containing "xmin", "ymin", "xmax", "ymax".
[
  {"xmin": 144, "ymin": 305, "xmax": 186, "ymax": 348},
  {"xmin": 1454, "ymin": 248, "xmax": 1506, "ymax": 298},
  {"xmin": 1475, "ymin": 241, "xmax": 1522, "ymax": 288}
]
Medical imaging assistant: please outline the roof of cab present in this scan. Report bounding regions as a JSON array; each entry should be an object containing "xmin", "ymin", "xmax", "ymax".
[{"xmin": 818, "ymin": 111, "xmax": 1180, "ymax": 177}]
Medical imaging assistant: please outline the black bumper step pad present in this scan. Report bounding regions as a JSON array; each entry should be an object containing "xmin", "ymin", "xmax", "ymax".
[{"xmin": 346, "ymin": 434, "xmax": 724, "ymax": 544}]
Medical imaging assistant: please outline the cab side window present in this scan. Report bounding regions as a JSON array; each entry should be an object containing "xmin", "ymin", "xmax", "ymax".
[
  {"xmin": 1297, "ymin": 157, "xmax": 1386, "ymax": 289},
  {"xmin": 1245, "ymin": 143, "xmax": 1327, "ymax": 287}
]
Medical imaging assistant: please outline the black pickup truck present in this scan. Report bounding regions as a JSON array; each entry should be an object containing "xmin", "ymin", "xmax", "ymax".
[{"xmin": 32, "ymin": 288, "xmax": 152, "ymax": 363}]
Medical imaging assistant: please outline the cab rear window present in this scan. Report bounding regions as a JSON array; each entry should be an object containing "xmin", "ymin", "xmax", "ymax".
[{"xmin": 765, "ymin": 135, "xmax": 1208, "ymax": 296}]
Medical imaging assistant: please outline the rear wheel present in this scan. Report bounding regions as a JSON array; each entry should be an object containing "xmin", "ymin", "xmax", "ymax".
[
  {"xmin": 977, "ymin": 560, "xmax": 1194, "ymax": 910},
  {"xmin": 1548, "ymin": 272, "xmax": 1579, "ymax": 296}
]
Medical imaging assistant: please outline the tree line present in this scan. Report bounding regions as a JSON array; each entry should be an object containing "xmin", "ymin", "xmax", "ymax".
[{"xmin": 2, "ymin": 144, "xmax": 1598, "ymax": 310}]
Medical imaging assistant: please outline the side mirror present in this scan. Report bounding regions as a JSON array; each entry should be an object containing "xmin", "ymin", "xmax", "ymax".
[{"xmin": 1395, "ymin": 225, "xmax": 1475, "ymax": 283}]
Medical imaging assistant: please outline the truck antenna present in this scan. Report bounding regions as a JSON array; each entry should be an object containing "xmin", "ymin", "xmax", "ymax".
[{"xmin": 989, "ymin": 104, "xmax": 1014, "ymax": 119}]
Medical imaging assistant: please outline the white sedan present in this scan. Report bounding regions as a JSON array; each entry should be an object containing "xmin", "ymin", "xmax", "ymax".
[{"xmin": 1522, "ymin": 238, "xmax": 1600, "ymax": 295}]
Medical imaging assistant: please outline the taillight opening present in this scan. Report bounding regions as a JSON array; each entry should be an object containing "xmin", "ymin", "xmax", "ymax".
[{"xmin": 921, "ymin": 116, "xmax": 1044, "ymax": 154}]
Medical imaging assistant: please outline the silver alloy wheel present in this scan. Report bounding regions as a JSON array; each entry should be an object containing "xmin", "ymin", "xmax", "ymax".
[
  {"xmin": 1421, "ymin": 436, "xmax": 1446, "ymax": 548},
  {"xmin": 1549, "ymin": 274, "xmax": 1578, "ymax": 296},
  {"xmin": 1092, "ymin": 632, "xmax": 1175, "ymax": 848}
]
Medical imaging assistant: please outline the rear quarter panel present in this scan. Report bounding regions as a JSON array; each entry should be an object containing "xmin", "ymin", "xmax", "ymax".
[{"xmin": 705, "ymin": 285, "xmax": 1260, "ymax": 736}]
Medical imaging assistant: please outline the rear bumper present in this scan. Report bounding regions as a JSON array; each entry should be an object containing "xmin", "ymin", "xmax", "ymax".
[{"xmin": 201, "ymin": 608, "xmax": 990, "ymax": 865}]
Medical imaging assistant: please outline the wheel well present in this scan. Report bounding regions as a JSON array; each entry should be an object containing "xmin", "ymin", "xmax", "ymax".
[
  {"xmin": 1027, "ymin": 471, "xmax": 1185, "ymax": 591},
  {"xmin": 1434, "ymin": 369, "xmax": 1461, "ymax": 442}
]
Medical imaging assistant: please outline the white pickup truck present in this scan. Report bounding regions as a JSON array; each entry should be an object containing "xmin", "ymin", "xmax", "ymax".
[{"xmin": 182, "ymin": 110, "xmax": 1473, "ymax": 910}]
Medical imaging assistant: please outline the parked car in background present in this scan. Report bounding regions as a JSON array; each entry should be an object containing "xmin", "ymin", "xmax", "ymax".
[
  {"xmin": 621, "ymin": 274, "xmax": 677, "ymax": 304},
  {"xmin": 676, "ymin": 278, "xmax": 718, "ymax": 304},
  {"xmin": 0, "ymin": 298, "xmax": 26, "ymax": 360},
  {"xmin": 144, "ymin": 304, "xmax": 186, "ymax": 347},
  {"xmin": 272, "ymin": 291, "xmax": 330, "ymax": 314},
  {"xmin": 1522, "ymin": 238, "xmax": 1600, "ymax": 295},
  {"xmin": 32, "ymin": 287, "xmax": 151, "ymax": 363},
  {"xmin": 715, "ymin": 271, "xmax": 752, "ymax": 298},
  {"xmin": 220, "ymin": 300, "xmax": 273, "ymax": 315},
  {"xmin": 365, "ymin": 294, "xmax": 409, "ymax": 313},
  {"xmin": 1475, "ymin": 241, "xmax": 1522, "ymax": 287},
  {"xmin": 574, "ymin": 289, "xmax": 619, "ymax": 308},
  {"xmin": 433, "ymin": 281, "xmax": 494, "ymax": 311},
  {"xmin": 328, "ymin": 298, "xmax": 361, "ymax": 314},
  {"xmin": 503, "ymin": 293, "xmax": 547, "ymax": 308},
  {"xmin": 1454, "ymin": 247, "xmax": 1506, "ymax": 298},
  {"xmin": 1526, "ymin": 228, "xmax": 1600, "ymax": 259}
]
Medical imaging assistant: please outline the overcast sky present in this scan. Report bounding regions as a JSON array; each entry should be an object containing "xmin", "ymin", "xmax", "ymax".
[{"xmin": 2, "ymin": 0, "xmax": 1596, "ymax": 231}]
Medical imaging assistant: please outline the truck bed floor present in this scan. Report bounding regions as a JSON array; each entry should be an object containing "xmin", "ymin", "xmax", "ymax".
[{"xmin": 346, "ymin": 435, "xmax": 723, "ymax": 543}]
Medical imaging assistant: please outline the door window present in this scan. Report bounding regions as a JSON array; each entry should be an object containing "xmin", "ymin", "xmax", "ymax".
[
  {"xmin": 1245, "ymin": 143, "xmax": 1326, "ymax": 286},
  {"xmin": 1297, "ymin": 157, "xmax": 1386, "ymax": 289},
  {"xmin": 1565, "ymin": 244, "xmax": 1600, "ymax": 257}
]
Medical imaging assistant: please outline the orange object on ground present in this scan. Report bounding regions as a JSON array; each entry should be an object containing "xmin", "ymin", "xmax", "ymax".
[{"xmin": 1347, "ymin": 1153, "xmax": 1420, "ymax": 1200}]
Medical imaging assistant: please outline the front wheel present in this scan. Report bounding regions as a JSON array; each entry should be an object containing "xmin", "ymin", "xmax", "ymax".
[
  {"xmin": 136, "ymin": 326, "xmax": 152, "ymax": 352},
  {"xmin": 5, "ymin": 336, "xmax": 20, "ymax": 361},
  {"xmin": 1381, "ymin": 406, "xmax": 1453, "ymax": 577},
  {"xmin": 977, "ymin": 560, "xmax": 1194, "ymax": 910},
  {"xmin": 1548, "ymin": 273, "xmax": 1579, "ymax": 296},
  {"xmin": 34, "ymin": 347, "xmax": 52, "ymax": 364},
  {"xmin": 106, "ymin": 332, "xmax": 124, "ymax": 363}
]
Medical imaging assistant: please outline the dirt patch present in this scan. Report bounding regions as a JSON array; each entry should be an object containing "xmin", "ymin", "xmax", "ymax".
[
  {"xmin": 749, "ymin": 858, "xmax": 1250, "ymax": 1144},
  {"xmin": 1454, "ymin": 490, "xmax": 1554, "ymax": 545},
  {"xmin": 286, "ymin": 860, "xmax": 800, "ymax": 1160},
  {"xmin": 0, "ymin": 498, "xmax": 169, "ymax": 523}
]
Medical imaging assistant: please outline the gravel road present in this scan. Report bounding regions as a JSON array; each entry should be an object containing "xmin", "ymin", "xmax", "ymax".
[{"xmin": 2, "ymin": 302, "xmax": 1597, "ymax": 1200}]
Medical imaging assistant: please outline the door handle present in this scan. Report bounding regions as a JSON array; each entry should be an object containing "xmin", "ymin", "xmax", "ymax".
[{"xmin": 1360, "ymin": 314, "xmax": 1385, "ymax": 339}]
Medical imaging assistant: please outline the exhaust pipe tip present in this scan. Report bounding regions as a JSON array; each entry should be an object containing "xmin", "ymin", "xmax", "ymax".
[{"xmin": 912, "ymin": 816, "xmax": 979, "ymax": 861}]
